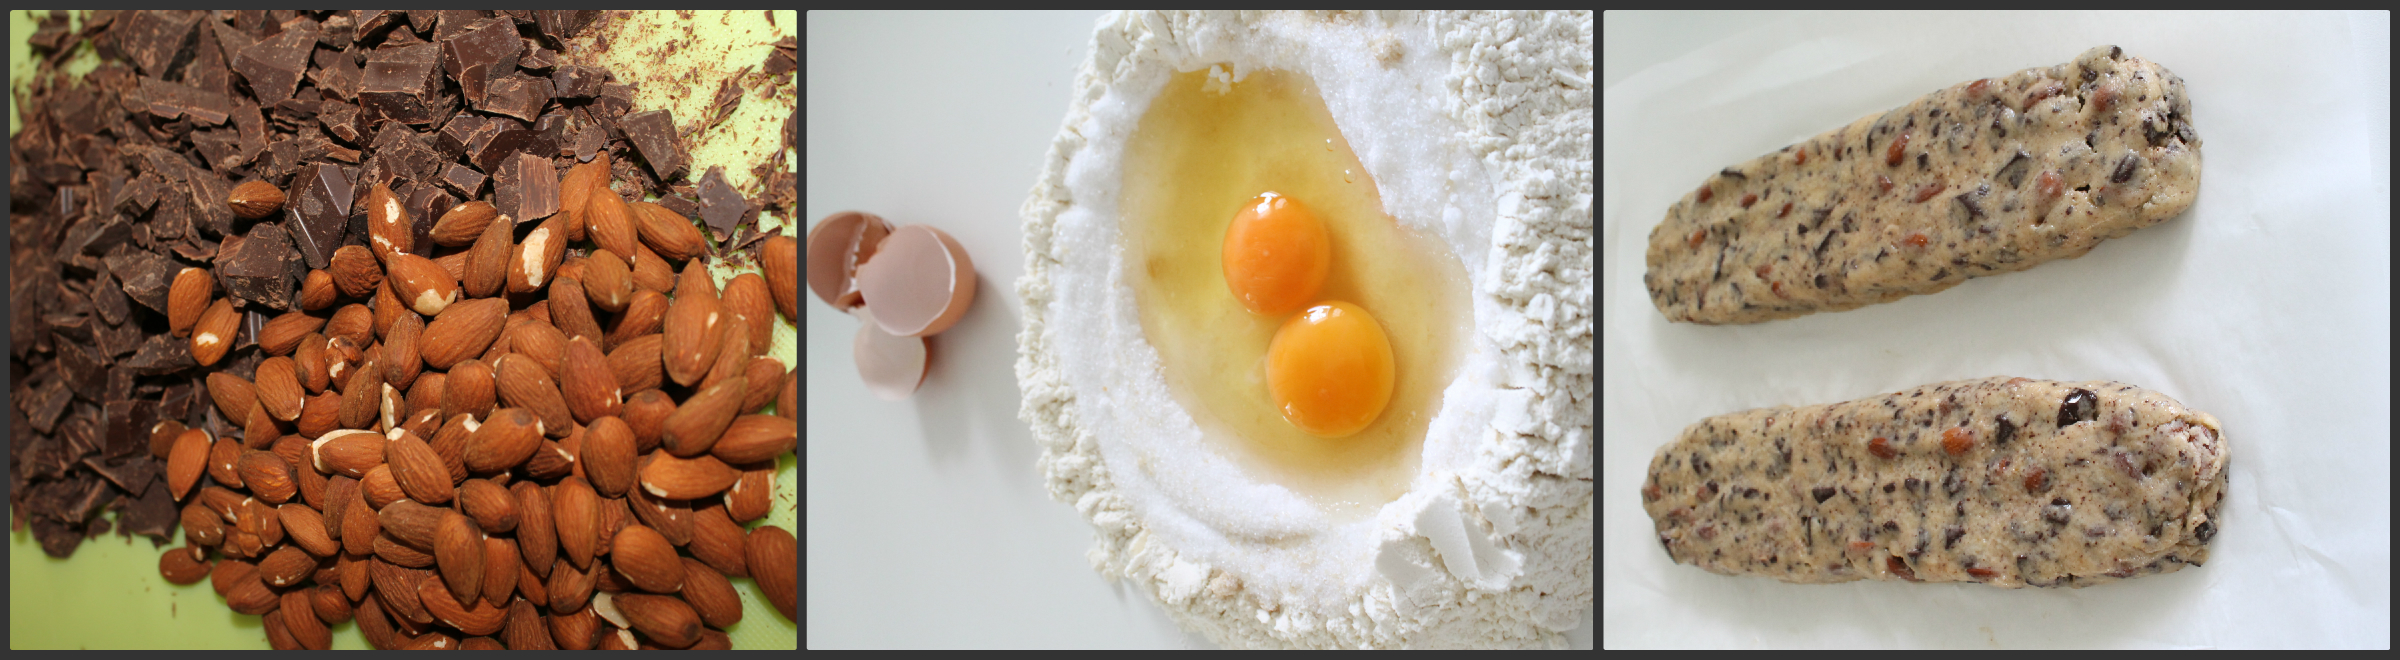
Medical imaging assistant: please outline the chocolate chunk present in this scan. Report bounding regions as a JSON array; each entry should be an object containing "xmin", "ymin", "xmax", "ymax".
[
  {"xmin": 359, "ymin": 42, "xmax": 443, "ymax": 125},
  {"xmin": 697, "ymin": 166, "xmax": 747, "ymax": 236},
  {"xmin": 217, "ymin": 222, "xmax": 304, "ymax": 310},
  {"xmin": 369, "ymin": 119, "xmax": 444, "ymax": 184},
  {"xmin": 117, "ymin": 478, "xmax": 181, "ymax": 545},
  {"xmin": 494, "ymin": 152, "xmax": 560, "ymax": 223},
  {"xmin": 520, "ymin": 43, "xmax": 558, "ymax": 71},
  {"xmin": 621, "ymin": 110, "xmax": 686, "ymax": 181},
  {"xmin": 309, "ymin": 46, "xmax": 365, "ymax": 102},
  {"xmin": 90, "ymin": 270, "xmax": 132, "ymax": 327},
  {"xmin": 436, "ymin": 113, "xmax": 494, "ymax": 161},
  {"xmin": 288, "ymin": 163, "xmax": 355, "ymax": 269},
  {"xmin": 233, "ymin": 24, "xmax": 315, "ymax": 104},
  {"xmin": 118, "ymin": 10, "xmax": 205, "ymax": 78},
  {"xmin": 58, "ymin": 340, "xmax": 109, "ymax": 403},
  {"xmin": 124, "ymin": 335, "xmax": 198, "ymax": 375},
  {"xmin": 552, "ymin": 65, "xmax": 606, "ymax": 99},
  {"xmin": 473, "ymin": 129, "xmax": 556, "ymax": 174},
  {"xmin": 597, "ymin": 82, "xmax": 636, "ymax": 118},
  {"xmin": 104, "ymin": 249, "xmax": 182, "ymax": 315},
  {"xmin": 764, "ymin": 36, "xmax": 797, "ymax": 75},
  {"xmin": 441, "ymin": 17, "xmax": 522, "ymax": 104},
  {"xmin": 481, "ymin": 73, "xmax": 554, "ymax": 122},
  {"xmin": 139, "ymin": 76, "xmax": 234, "ymax": 125},
  {"xmin": 439, "ymin": 162, "xmax": 487, "ymax": 198},
  {"xmin": 655, "ymin": 193, "xmax": 701, "ymax": 221}
]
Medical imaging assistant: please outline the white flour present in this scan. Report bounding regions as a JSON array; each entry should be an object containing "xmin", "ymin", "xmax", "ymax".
[{"xmin": 1016, "ymin": 11, "xmax": 1591, "ymax": 648}]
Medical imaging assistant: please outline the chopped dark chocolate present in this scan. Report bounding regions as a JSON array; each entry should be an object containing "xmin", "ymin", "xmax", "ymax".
[
  {"xmin": 621, "ymin": 110, "xmax": 687, "ymax": 182},
  {"xmin": 358, "ymin": 42, "xmax": 443, "ymax": 125},
  {"xmin": 118, "ymin": 10, "xmax": 205, "ymax": 78},
  {"xmin": 407, "ymin": 186, "xmax": 458, "ymax": 255},
  {"xmin": 480, "ymin": 73, "xmax": 553, "ymax": 122},
  {"xmin": 103, "ymin": 249, "xmax": 182, "ymax": 315},
  {"xmin": 217, "ymin": 222, "xmax": 304, "ymax": 310},
  {"xmin": 494, "ymin": 152, "xmax": 561, "ymax": 223},
  {"xmin": 553, "ymin": 65, "xmax": 606, "ymax": 99},
  {"xmin": 288, "ymin": 163, "xmax": 355, "ymax": 269},
  {"xmin": 520, "ymin": 42, "xmax": 557, "ymax": 72},
  {"xmin": 441, "ymin": 16, "xmax": 522, "ymax": 105},
  {"xmin": 440, "ymin": 162, "xmax": 487, "ymax": 198},
  {"xmin": 473, "ymin": 128, "xmax": 555, "ymax": 174},
  {"xmin": 233, "ymin": 23, "xmax": 316, "ymax": 104},
  {"xmin": 697, "ymin": 166, "xmax": 748, "ymax": 237}
]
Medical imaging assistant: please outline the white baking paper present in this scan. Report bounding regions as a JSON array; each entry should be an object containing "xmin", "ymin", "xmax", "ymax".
[{"xmin": 1601, "ymin": 10, "xmax": 2390, "ymax": 649}]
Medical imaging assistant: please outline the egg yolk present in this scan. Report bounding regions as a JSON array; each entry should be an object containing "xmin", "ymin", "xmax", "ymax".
[
  {"xmin": 1266, "ymin": 301, "xmax": 1395, "ymax": 438},
  {"xmin": 1221, "ymin": 192, "xmax": 1330, "ymax": 316}
]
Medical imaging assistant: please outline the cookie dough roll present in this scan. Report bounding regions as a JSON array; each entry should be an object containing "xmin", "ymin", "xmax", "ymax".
[
  {"xmin": 1641, "ymin": 377, "xmax": 2226, "ymax": 588},
  {"xmin": 1645, "ymin": 46, "xmax": 2202, "ymax": 324}
]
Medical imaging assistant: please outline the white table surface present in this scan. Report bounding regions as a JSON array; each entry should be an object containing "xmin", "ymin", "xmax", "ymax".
[{"xmin": 806, "ymin": 10, "xmax": 1597, "ymax": 649}]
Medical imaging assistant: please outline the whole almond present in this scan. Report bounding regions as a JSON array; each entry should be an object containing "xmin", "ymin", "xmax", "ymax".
[
  {"xmin": 238, "ymin": 450, "xmax": 300, "ymax": 503},
  {"xmin": 630, "ymin": 244, "xmax": 679, "ymax": 293},
  {"xmin": 613, "ymin": 593, "xmax": 702, "ymax": 648},
  {"xmin": 582, "ymin": 249, "xmax": 636, "ymax": 313},
  {"xmin": 243, "ymin": 403, "xmax": 283, "ymax": 450},
  {"xmin": 364, "ymin": 182, "xmax": 413, "ymax": 264},
  {"xmin": 608, "ymin": 334, "xmax": 666, "ymax": 394},
  {"xmin": 208, "ymin": 435, "xmax": 246, "ymax": 488},
  {"xmin": 264, "ymin": 609, "xmax": 299, "ymax": 650},
  {"xmin": 466, "ymin": 407, "xmax": 543, "ymax": 474},
  {"xmin": 383, "ymin": 320, "xmax": 425, "ymax": 391},
  {"xmin": 699, "ymin": 317, "xmax": 754, "ymax": 391},
  {"xmin": 511, "ymin": 481, "xmax": 557, "ymax": 577},
  {"xmin": 741, "ymin": 357, "xmax": 787, "ymax": 413},
  {"xmin": 606, "ymin": 289, "xmax": 668, "ymax": 348},
  {"xmin": 168, "ymin": 267, "xmax": 214, "ymax": 337},
  {"xmin": 553, "ymin": 477, "xmax": 601, "ymax": 570},
  {"xmin": 763, "ymin": 234, "xmax": 799, "ymax": 323},
  {"xmin": 621, "ymin": 389, "xmax": 676, "ymax": 452},
  {"xmin": 434, "ymin": 510, "xmax": 485, "ymax": 605},
  {"xmin": 370, "ymin": 559, "xmax": 438, "ymax": 626},
  {"xmin": 283, "ymin": 588, "xmax": 331, "ymax": 649},
  {"xmin": 464, "ymin": 212, "xmax": 513, "ymax": 298},
  {"xmin": 610, "ymin": 524, "xmax": 685, "ymax": 594},
  {"xmin": 678, "ymin": 557, "xmax": 743, "ymax": 628},
  {"xmin": 625, "ymin": 484, "xmax": 692, "ymax": 545},
  {"xmin": 549, "ymin": 277, "xmax": 606, "ymax": 343},
  {"xmin": 437, "ymin": 359, "xmax": 495, "ymax": 423},
  {"xmin": 686, "ymin": 505, "xmax": 747, "ymax": 579},
  {"xmin": 372, "ymin": 278, "xmax": 408, "ymax": 339},
  {"xmin": 482, "ymin": 535, "xmax": 521, "ymax": 608},
  {"xmin": 301, "ymin": 269, "xmax": 339, "ymax": 310},
  {"xmin": 722, "ymin": 272, "xmax": 777, "ymax": 355},
  {"xmin": 494, "ymin": 354, "xmax": 574, "ymax": 437},
  {"xmin": 360, "ymin": 462, "xmax": 406, "ymax": 509},
  {"xmin": 632, "ymin": 201, "xmax": 708, "ymax": 263},
  {"xmin": 457, "ymin": 478, "xmax": 520, "ymax": 533},
  {"xmin": 747, "ymin": 525, "xmax": 799, "ymax": 622},
  {"xmin": 662, "ymin": 378, "xmax": 746, "ymax": 457},
  {"xmin": 378, "ymin": 498, "xmax": 445, "ymax": 549},
  {"xmin": 294, "ymin": 332, "xmax": 331, "ymax": 392},
  {"xmin": 586, "ymin": 186, "xmax": 640, "ymax": 263},
  {"xmin": 508, "ymin": 215, "xmax": 569, "ymax": 294},
  {"xmin": 517, "ymin": 560, "xmax": 549, "ymax": 607},
  {"xmin": 182, "ymin": 500, "xmax": 226, "ymax": 546},
  {"xmin": 159, "ymin": 545, "xmax": 212, "ymax": 584},
  {"xmin": 426, "ymin": 412, "xmax": 474, "ymax": 481},
  {"xmin": 150, "ymin": 419, "xmax": 185, "ymax": 460},
  {"xmin": 728, "ymin": 465, "xmax": 776, "ymax": 523},
  {"xmin": 431, "ymin": 200, "xmax": 501, "ymax": 246},
  {"xmin": 313, "ymin": 582, "xmax": 355, "ymax": 625},
  {"xmin": 387, "ymin": 253, "xmax": 461, "ymax": 316},
  {"xmin": 504, "ymin": 600, "xmax": 554, "ymax": 650},
  {"xmin": 229, "ymin": 179, "xmax": 287, "ymax": 218},
  {"xmin": 255, "ymin": 356, "xmax": 305, "ymax": 421},
  {"xmin": 326, "ymin": 302, "xmax": 374, "ymax": 347},
  {"xmin": 387, "ymin": 431, "xmax": 454, "ymax": 505},
  {"xmin": 509, "ymin": 319, "xmax": 568, "ymax": 379},
  {"xmin": 311, "ymin": 429, "xmax": 386, "ymax": 477},
  {"xmin": 419, "ymin": 575, "xmax": 507, "ymax": 636},
  {"xmin": 420, "ymin": 297, "xmax": 509, "ymax": 370},
  {"xmin": 206, "ymin": 372, "xmax": 258, "ymax": 422},
  {"xmin": 548, "ymin": 589, "xmax": 601, "ymax": 650},
  {"xmin": 638, "ymin": 453, "xmax": 739, "ymax": 500},
  {"xmin": 661, "ymin": 283, "xmax": 726, "ymax": 386},
  {"xmin": 225, "ymin": 572, "xmax": 280, "ymax": 614},
  {"xmin": 260, "ymin": 544, "xmax": 317, "ymax": 587},
  {"xmin": 561, "ymin": 337, "xmax": 624, "ymax": 424},
  {"xmin": 580, "ymin": 416, "xmax": 638, "ymax": 497},
  {"xmin": 281, "ymin": 502, "xmax": 338, "ymax": 557},
  {"xmin": 329, "ymin": 245, "xmax": 385, "ymax": 299},
  {"xmin": 167, "ymin": 429, "xmax": 213, "ymax": 500},
  {"xmin": 259, "ymin": 310, "xmax": 327, "ymax": 356},
  {"xmin": 557, "ymin": 153, "xmax": 611, "ymax": 222},
  {"xmin": 339, "ymin": 356, "xmax": 384, "ymax": 429},
  {"xmin": 191, "ymin": 298, "xmax": 240, "ymax": 366}
]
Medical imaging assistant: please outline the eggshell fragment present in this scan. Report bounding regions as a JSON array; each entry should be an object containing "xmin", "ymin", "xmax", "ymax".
[
  {"xmin": 807, "ymin": 211, "xmax": 896, "ymax": 311},
  {"xmin": 854, "ymin": 224, "xmax": 976, "ymax": 337},
  {"xmin": 852, "ymin": 307, "xmax": 928, "ymax": 400}
]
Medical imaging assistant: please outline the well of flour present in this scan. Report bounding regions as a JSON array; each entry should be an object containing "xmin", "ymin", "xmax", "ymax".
[{"xmin": 1017, "ymin": 11, "xmax": 1591, "ymax": 649}]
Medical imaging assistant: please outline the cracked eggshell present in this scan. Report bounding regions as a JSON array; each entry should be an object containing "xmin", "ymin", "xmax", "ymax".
[
  {"xmin": 806, "ymin": 211, "xmax": 895, "ymax": 311},
  {"xmin": 852, "ymin": 307, "xmax": 927, "ymax": 400},
  {"xmin": 854, "ymin": 224, "xmax": 976, "ymax": 337}
]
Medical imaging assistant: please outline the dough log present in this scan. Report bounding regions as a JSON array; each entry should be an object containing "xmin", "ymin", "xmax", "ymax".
[
  {"xmin": 1645, "ymin": 46, "xmax": 2201, "ymax": 324},
  {"xmin": 1641, "ymin": 377, "xmax": 2226, "ymax": 588}
]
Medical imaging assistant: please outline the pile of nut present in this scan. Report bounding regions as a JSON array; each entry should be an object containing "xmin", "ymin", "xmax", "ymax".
[{"xmin": 151, "ymin": 155, "xmax": 801, "ymax": 649}]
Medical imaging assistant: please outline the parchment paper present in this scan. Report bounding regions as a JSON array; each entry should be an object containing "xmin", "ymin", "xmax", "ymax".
[{"xmin": 1601, "ymin": 11, "xmax": 2390, "ymax": 649}]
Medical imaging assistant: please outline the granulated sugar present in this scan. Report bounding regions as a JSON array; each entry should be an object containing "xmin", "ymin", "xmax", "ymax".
[{"xmin": 1017, "ymin": 10, "xmax": 1590, "ymax": 648}]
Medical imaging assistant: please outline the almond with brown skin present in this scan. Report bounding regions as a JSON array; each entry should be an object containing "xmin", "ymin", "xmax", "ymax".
[
  {"xmin": 365, "ymin": 182, "xmax": 413, "ymax": 264},
  {"xmin": 581, "ymin": 249, "xmax": 636, "ymax": 314},
  {"xmin": 580, "ymin": 416, "xmax": 638, "ymax": 497},
  {"xmin": 242, "ymin": 402, "xmax": 282, "ymax": 450},
  {"xmin": 282, "ymin": 588, "xmax": 332, "ymax": 649},
  {"xmin": 610, "ymin": 524, "xmax": 685, "ymax": 594},
  {"xmin": 560, "ymin": 337, "xmax": 624, "ymax": 424},
  {"xmin": 238, "ymin": 450, "xmax": 299, "ymax": 503},
  {"xmin": 606, "ymin": 289, "xmax": 668, "ymax": 348},
  {"xmin": 661, "ymin": 377, "xmax": 746, "ymax": 457},
  {"xmin": 159, "ymin": 545, "xmax": 212, "ymax": 584},
  {"xmin": 313, "ymin": 582, "xmax": 354, "ymax": 625},
  {"xmin": 684, "ymin": 505, "xmax": 746, "ymax": 579},
  {"xmin": 494, "ymin": 354, "xmax": 574, "ymax": 437},
  {"xmin": 710, "ymin": 412, "xmax": 796, "ymax": 465},
  {"xmin": 508, "ymin": 215, "xmax": 569, "ymax": 294},
  {"xmin": 607, "ymin": 334, "xmax": 666, "ymax": 394},
  {"xmin": 632, "ymin": 201, "xmax": 708, "ymax": 263},
  {"xmin": 511, "ymin": 481, "xmax": 557, "ymax": 577},
  {"xmin": 466, "ymin": 407, "xmax": 543, "ymax": 474},
  {"xmin": 301, "ymin": 269, "xmax": 340, "ymax": 310},
  {"xmin": 504, "ymin": 600, "xmax": 554, "ymax": 650},
  {"xmin": 549, "ymin": 277, "xmax": 606, "ymax": 342},
  {"xmin": 260, "ymin": 544, "xmax": 317, "ymax": 587},
  {"xmin": 621, "ymin": 389, "xmax": 675, "ymax": 452},
  {"xmin": 431, "ymin": 200, "xmax": 501, "ymax": 246},
  {"xmin": 325, "ymin": 301, "xmax": 374, "ymax": 347},
  {"xmin": 612, "ymin": 593, "xmax": 702, "ymax": 648},
  {"xmin": 387, "ymin": 431, "xmax": 454, "ymax": 505},
  {"xmin": 205, "ymin": 372, "xmax": 257, "ymax": 422},
  {"xmin": 639, "ymin": 453, "xmax": 739, "ymax": 500},
  {"xmin": 661, "ymin": 281, "xmax": 726, "ymax": 387},
  {"xmin": 748, "ymin": 525, "xmax": 799, "ymax": 622},
  {"xmin": 311, "ymin": 428, "xmax": 385, "ymax": 477},
  {"xmin": 208, "ymin": 435, "xmax": 246, "ymax": 488},
  {"xmin": 180, "ymin": 503, "xmax": 224, "ymax": 548},
  {"xmin": 225, "ymin": 571, "xmax": 280, "ymax": 614},
  {"xmin": 630, "ymin": 243, "xmax": 680, "ymax": 292},
  {"xmin": 728, "ymin": 465, "xmax": 774, "ymax": 523},
  {"xmin": 586, "ymin": 186, "xmax": 640, "ymax": 263},
  {"xmin": 419, "ymin": 297, "xmax": 508, "ymax": 370},
  {"xmin": 254, "ymin": 356, "xmax": 305, "ymax": 421},
  {"xmin": 419, "ymin": 575, "xmax": 507, "ymax": 636},
  {"xmin": 553, "ymin": 477, "xmax": 601, "ymax": 570},
  {"xmin": 722, "ymin": 272, "xmax": 777, "ymax": 355},
  {"xmin": 372, "ymin": 276, "xmax": 409, "ymax": 339},
  {"xmin": 557, "ymin": 153, "xmax": 610, "ymax": 222},
  {"xmin": 699, "ymin": 316, "xmax": 754, "ymax": 390},
  {"xmin": 456, "ymin": 478, "xmax": 520, "ymax": 533},
  {"xmin": 385, "ymin": 310, "xmax": 425, "ymax": 390},
  {"xmin": 294, "ymin": 332, "xmax": 331, "ymax": 393},
  {"xmin": 548, "ymin": 597, "xmax": 601, "ymax": 650},
  {"xmin": 763, "ymin": 234, "xmax": 800, "ymax": 323},
  {"xmin": 741, "ymin": 357, "xmax": 787, "ymax": 414},
  {"xmin": 678, "ymin": 556, "xmax": 743, "ymax": 628},
  {"xmin": 387, "ymin": 252, "xmax": 460, "ymax": 316},
  {"xmin": 481, "ymin": 536, "xmax": 520, "ymax": 608},
  {"xmin": 508, "ymin": 319, "xmax": 568, "ymax": 379},
  {"xmin": 434, "ymin": 509, "xmax": 485, "ymax": 605},
  {"xmin": 280, "ymin": 502, "xmax": 337, "ymax": 557},
  {"xmin": 191, "ymin": 297, "xmax": 240, "ymax": 366},
  {"xmin": 229, "ymin": 179, "xmax": 287, "ymax": 218},
  {"xmin": 259, "ymin": 310, "xmax": 327, "ymax": 356},
  {"xmin": 625, "ymin": 483, "xmax": 692, "ymax": 545},
  {"xmin": 328, "ymin": 244, "xmax": 385, "ymax": 298},
  {"xmin": 463, "ymin": 211, "xmax": 513, "ymax": 298},
  {"xmin": 168, "ymin": 267, "xmax": 214, "ymax": 337},
  {"xmin": 167, "ymin": 429, "xmax": 212, "ymax": 502},
  {"xmin": 378, "ymin": 499, "xmax": 445, "ymax": 550}
]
